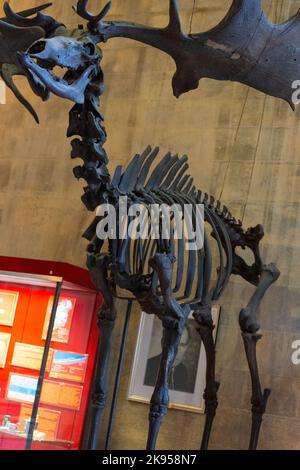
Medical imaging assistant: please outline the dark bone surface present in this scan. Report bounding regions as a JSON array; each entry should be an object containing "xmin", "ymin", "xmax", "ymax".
[
  {"xmin": 0, "ymin": 0, "xmax": 281, "ymax": 451},
  {"xmin": 96, "ymin": 0, "xmax": 300, "ymax": 108}
]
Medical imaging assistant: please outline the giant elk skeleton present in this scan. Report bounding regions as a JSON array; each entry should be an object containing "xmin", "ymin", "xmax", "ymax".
[{"xmin": 0, "ymin": 0, "xmax": 288, "ymax": 449}]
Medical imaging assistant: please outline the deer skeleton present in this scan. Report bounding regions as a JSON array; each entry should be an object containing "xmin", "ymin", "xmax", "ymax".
[{"xmin": 0, "ymin": 0, "xmax": 283, "ymax": 450}]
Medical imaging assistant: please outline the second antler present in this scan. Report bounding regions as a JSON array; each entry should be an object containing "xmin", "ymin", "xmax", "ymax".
[{"xmin": 84, "ymin": 0, "xmax": 300, "ymax": 108}]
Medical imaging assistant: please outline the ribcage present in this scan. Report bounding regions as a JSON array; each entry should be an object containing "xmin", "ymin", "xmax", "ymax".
[{"xmin": 84, "ymin": 146, "xmax": 244, "ymax": 305}]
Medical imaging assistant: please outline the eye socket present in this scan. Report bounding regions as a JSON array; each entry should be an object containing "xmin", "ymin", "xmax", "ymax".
[
  {"xmin": 83, "ymin": 42, "xmax": 96, "ymax": 56},
  {"xmin": 29, "ymin": 40, "xmax": 46, "ymax": 55}
]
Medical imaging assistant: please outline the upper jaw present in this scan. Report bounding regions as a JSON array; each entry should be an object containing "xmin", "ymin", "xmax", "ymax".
[{"xmin": 17, "ymin": 51, "xmax": 98, "ymax": 104}]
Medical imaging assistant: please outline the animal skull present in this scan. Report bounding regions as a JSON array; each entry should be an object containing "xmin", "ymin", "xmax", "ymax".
[{"xmin": 18, "ymin": 34, "xmax": 102, "ymax": 104}]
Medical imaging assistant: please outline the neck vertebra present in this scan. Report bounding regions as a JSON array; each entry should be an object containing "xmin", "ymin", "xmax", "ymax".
[{"xmin": 67, "ymin": 65, "xmax": 111, "ymax": 211}]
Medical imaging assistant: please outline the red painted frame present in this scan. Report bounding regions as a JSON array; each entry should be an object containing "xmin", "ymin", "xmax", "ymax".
[{"xmin": 0, "ymin": 256, "xmax": 95, "ymax": 290}]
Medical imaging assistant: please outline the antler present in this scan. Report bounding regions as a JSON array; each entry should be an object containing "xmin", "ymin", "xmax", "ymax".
[
  {"xmin": 1, "ymin": 3, "xmax": 52, "ymax": 20},
  {"xmin": 3, "ymin": 1, "xmax": 63, "ymax": 35},
  {"xmin": 89, "ymin": 0, "xmax": 300, "ymax": 108},
  {"xmin": 0, "ymin": 2, "xmax": 59, "ymax": 123},
  {"xmin": 73, "ymin": 0, "xmax": 112, "ymax": 27},
  {"xmin": 96, "ymin": 0, "xmax": 185, "ymax": 48}
]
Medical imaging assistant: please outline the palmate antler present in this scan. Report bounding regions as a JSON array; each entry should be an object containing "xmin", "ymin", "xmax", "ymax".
[
  {"xmin": 3, "ymin": 1, "xmax": 63, "ymax": 35},
  {"xmin": 85, "ymin": 0, "xmax": 300, "ymax": 108},
  {"xmin": 0, "ymin": 1, "xmax": 63, "ymax": 122},
  {"xmin": 0, "ymin": 3, "xmax": 53, "ymax": 65}
]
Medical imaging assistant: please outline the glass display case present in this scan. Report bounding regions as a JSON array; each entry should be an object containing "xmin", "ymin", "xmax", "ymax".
[{"xmin": 0, "ymin": 258, "xmax": 100, "ymax": 450}]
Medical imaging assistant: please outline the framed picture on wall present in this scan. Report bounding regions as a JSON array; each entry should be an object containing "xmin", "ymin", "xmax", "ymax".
[
  {"xmin": 0, "ymin": 332, "xmax": 11, "ymax": 368},
  {"xmin": 6, "ymin": 372, "xmax": 38, "ymax": 404},
  {"xmin": 0, "ymin": 290, "xmax": 19, "ymax": 326},
  {"xmin": 49, "ymin": 350, "xmax": 89, "ymax": 383},
  {"xmin": 42, "ymin": 296, "xmax": 76, "ymax": 344},
  {"xmin": 128, "ymin": 305, "xmax": 221, "ymax": 413}
]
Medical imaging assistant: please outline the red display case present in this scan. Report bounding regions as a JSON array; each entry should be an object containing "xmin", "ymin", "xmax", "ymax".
[{"xmin": 0, "ymin": 257, "xmax": 100, "ymax": 450}]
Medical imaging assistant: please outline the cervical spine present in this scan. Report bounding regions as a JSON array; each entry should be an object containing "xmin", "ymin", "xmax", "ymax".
[{"xmin": 67, "ymin": 62, "xmax": 111, "ymax": 211}]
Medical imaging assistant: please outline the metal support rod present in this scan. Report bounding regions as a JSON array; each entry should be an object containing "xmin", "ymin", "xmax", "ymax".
[
  {"xmin": 25, "ymin": 280, "xmax": 63, "ymax": 450},
  {"xmin": 104, "ymin": 300, "xmax": 133, "ymax": 450}
]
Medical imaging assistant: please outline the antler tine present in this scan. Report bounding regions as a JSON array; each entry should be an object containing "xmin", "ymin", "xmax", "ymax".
[
  {"xmin": 3, "ymin": 2, "xmax": 51, "ymax": 26},
  {"xmin": 1, "ymin": 3, "xmax": 52, "ymax": 18},
  {"xmin": 73, "ymin": 0, "xmax": 112, "ymax": 24},
  {"xmin": 168, "ymin": 0, "xmax": 182, "ymax": 36},
  {"xmin": 98, "ymin": 1, "xmax": 112, "ymax": 21},
  {"xmin": 11, "ymin": 3, "xmax": 52, "ymax": 17},
  {"xmin": 3, "ymin": 2, "xmax": 62, "ymax": 35},
  {"xmin": 73, "ymin": 0, "xmax": 90, "ymax": 21}
]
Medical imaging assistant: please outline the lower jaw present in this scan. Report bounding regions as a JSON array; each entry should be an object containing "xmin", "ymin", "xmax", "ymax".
[
  {"xmin": 18, "ymin": 53, "xmax": 50, "ymax": 101},
  {"xmin": 20, "ymin": 53, "xmax": 97, "ymax": 104},
  {"xmin": 26, "ymin": 69, "xmax": 50, "ymax": 101}
]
